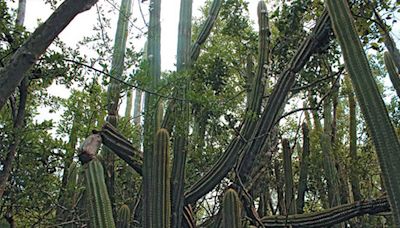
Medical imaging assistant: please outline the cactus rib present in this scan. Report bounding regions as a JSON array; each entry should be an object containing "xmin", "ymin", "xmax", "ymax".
[
  {"xmin": 145, "ymin": 128, "xmax": 171, "ymax": 227},
  {"xmin": 222, "ymin": 188, "xmax": 242, "ymax": 228},
  {"xmin": 84, "ymin": 158, "xmax": 115, "ymax": 228},
  {"xmin": 117, "ymin": 204, "xmax": 131, "ymax": 228}
]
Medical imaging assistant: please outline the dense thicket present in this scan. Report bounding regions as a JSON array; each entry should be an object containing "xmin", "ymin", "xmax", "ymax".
[{"xmin": 0, "ymin": 0, "xmax": 399, "ymax": 227}]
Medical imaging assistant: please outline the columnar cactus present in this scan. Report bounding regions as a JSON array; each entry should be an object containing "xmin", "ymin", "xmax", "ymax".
[
  {"xmin": 384, "ymin": 51, "xmax": 400, "ymax": 98},
  {"xmin": 326, "ymin": 0, "xmax": 400, "ymax": 225},
  {"xmin": 171, "ymin": 0, "xmax": 192, "ymax": 227},
  {"xmin": 117, "ymin": 204, "xmax": 131, "ymax": 228},
  {"xmin": 143, "ymin": 0, "xmax": 162, "ymax": 223},
  {"xmin": 190, "ymin": 0, "xmax": 222, "ymax": 61},
  {"xmin": 84, "ymin": 158, "xmax": 115, "ymax": 228},
  {"xmin": 237, "ymin": 0, "xmax": 270, "ymax": 183},
  {"xmin": 222, "ymin": 188, "xmax": 242, "ymax": 228},
  {"xmin": 145, "ymin": 128, "xmax": 171, "ymax": 228},
  {"xmin": 282, "ymin": 139, "xmax": 295, "ymax": 215},
  {"xmin": 296, "ymin": 123, "xmax": 310, "ymax": 214},
  {"xmin": 103, "ymin": 0, "xmax": 133, "ymax": 213}
]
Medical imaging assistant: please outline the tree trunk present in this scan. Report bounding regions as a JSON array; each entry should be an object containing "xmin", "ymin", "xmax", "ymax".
[
  {"xmin": 0, "ymin": 0, "xmax": 99, "ymax": 110},
  {"xmin": 0, "ymin": 79, "xmax": 27, "ymax": 198}
]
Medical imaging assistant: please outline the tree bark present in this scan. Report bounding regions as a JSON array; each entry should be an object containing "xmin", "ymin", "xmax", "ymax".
[
  {"xmin": 0, "ymin": 79, "xmax": 28, "ymax": 198},
  {"xmin": 0, "ymin": 0, "xmax": 99, "ymax": 110}
]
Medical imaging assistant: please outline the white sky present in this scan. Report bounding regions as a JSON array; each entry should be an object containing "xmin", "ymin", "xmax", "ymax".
[{"xmin": 19, "ymin": 0, "xmax": 258, "ymax": 71}]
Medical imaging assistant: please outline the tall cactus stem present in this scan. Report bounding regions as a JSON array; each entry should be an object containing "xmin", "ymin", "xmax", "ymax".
[
  {"xmin": 171, "ymin": 0, "xmax": 192, "ymax": 227},
  {"xmin": 143, "ymin": 0, "xmax": 162, "ymax": 225},
  {"xmin": 283, "ymin": 139, "xmax": 295, "ymax": 215},
  {"xmin": 103, "ymin": 0, "xmax": 133, "ymax": 215},
  {"xmin": 237, "ymin": 0, "xmax": 270, "ymax": 182},
  {"xmin": 326, "ymin": 0, "xmax": 400, "ymax": 225}
]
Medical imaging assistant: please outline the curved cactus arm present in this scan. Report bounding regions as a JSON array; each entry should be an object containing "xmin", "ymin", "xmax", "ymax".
[
  {"xmin": 261, "ymin": 197, "xmax": 389, "ymax": 227},
  {"xmin": 222, "ymin": 189, "xmax": 242, "ymax": 228},
  {"xmin": 190, "ymin": 0, "xmax": 222, "ymax": 62},
  {"xmin": 384, "ymin": 52, "xmax": 400, "ymax": 98},
  {"xmin": 326, "ymin": 0, "xmax": 400, "ymax": 225},
  {"xmin": 184, "ymin": 10, "xmax": 332, "ymax": 205},
  {"xmin": 100, "ymin": 122, "xmax": 143, "ymax": 175}
]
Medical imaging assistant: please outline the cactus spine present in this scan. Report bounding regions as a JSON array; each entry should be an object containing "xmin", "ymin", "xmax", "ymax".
[
  {"xmin": 84, "ymin": 158, "xmax": 115, "ymax": 228},
  {"xmin": 326, "ymin": 0, "xmax": 400, "ymax": 225},
  {"xmin": 117, "ymin": 204, "xmax": 131, "ymax": 228},
  {"xmin": 145, "ymin": 128, "xmax": 171, "ymax": 227},
  {"xmin": 222, "ymin": 188, "xmax": 242, "ymax": 228},
  {"xmin": 384, "ymin": 52, "xmax": 400, "ymax": 98}
]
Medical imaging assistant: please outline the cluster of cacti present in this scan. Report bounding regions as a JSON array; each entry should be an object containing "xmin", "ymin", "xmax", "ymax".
[
  {"xmin": 55, "ymin": 1, "xmax": 400, "ymax": 227},
  {"xmin": 326, "ymin": 0, "xmax": 400, "ymax": 225},
  {"xmin": 222, "ymin": 188, "xmax": 242, "ymax": 228}
]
